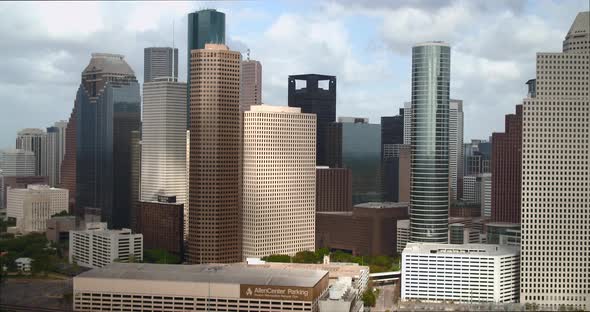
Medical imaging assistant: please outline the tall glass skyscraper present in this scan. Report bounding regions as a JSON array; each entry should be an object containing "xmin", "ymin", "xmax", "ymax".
[
  {"xmin": 187, "ymin": 9, "xmax": 226, "ymax": 127},
  {"xmin": 409, "ymin": 42, "xmax": 450, "ymax": 243},
  {"xmin": 76, "ymin": 53, "xmax": 141, "ymax": 229}
]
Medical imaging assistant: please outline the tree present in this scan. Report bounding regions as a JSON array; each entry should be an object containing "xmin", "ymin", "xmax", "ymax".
[
  {"xmin": 292, "ymin": 250, "xmax": 320, "ymax": 263},
  {"xmin": 143, "ymin": 249, "xmax": 181, "ymax": 264},
  {"xmin": 261, "ymin": 254, "xmax": 291, "ymax": 263},
  {"xmin": 51, "ymin": 210, "xmax": 72, "ymax": 218},
  {"xmin": 361, "ymin": 288, "xmax": 377, "ymax": 307}
]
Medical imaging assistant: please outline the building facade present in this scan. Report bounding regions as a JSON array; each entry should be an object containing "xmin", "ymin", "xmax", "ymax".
[
  {"xmin": 449, "ymin": 99, "xmax": 464, "ymax": 200},
  {"xmin": 144, "ymin": 47, "xmax": 178, "ymax": 83},
  {"xmin": 409, "ymin": 42, "xmax": 450, "ymax": 243},
  {"xmin": 288, "ymin": 74, "xmax": 336, "ymax": 166},
  {"xmin": 46, "ymin": 121, "xmax": 67, "ymax": 187},
  {"xmin": 402, "ymin": 243, "xmax": 520, "ymax": 303},
  {"xmin": 480, "ymin": 173, "xmax": 492, "ymax": 218},
  {"xmin": 69, "ymin": 222, "xmax": 143, "ymax": 269},
  {"xmin": 140, "ymin": 78, "xmax": 187, "ymax": 203},
  {"xmin": 240, "ymin": 59, "xmax": 262, "ymax": 112},
  {"xmin": 188, "ymin": 44, "xmax": 241, "ymax": 264},
  {"xmin": 60, "ymin": 105, "xmax": 77, "ymax": 213},
  {"xmin": 316, "ymin": 202, "xmax": 409, "ymax": 256},
  {"xmin": 491, "ymin": 105, "xmax": 523, "ymax": 223},
  {"xmin": 326, "ymin": 119, "xmax": 382, "ymax": 204},
  {"xmin": 520, "ymin": 11, "xmax": 590, "ymax": 310},
  {"xmin": 402, "ymin": 101, "xmax": 412, "ymax": 145},
  {"xmin": 16, "ymin": 128, "xmax": 47, "ymax": 177},
  {"xmin": 242, "ymin": 105, "xmax": 316, "ymax": 258},
  {"xmin": 6, "ymin": 185, "xmax": 68, "ymax": 233},
  {"xmin": 75, "ymin": 53, "xmax": 141, "ymax": 229},
  {"xmin": 73, "ymin": 263, "xmax": 329, "ymax": 312},
  {"xmin": 1, "ymin": 175, "xmax": 48, "ymax": 209},
  {"xmin": 316, "ymin": 167, "xmax": 352, "ymax": 212},
  {"xmin": 381, "ymin": 114, "xmax": 404, "ymax": 202},
  {"xmin": 136, "ymin": 201, "xmax": 183, "ymax": 256},
  {"xmin": 396, "ymin": 219, "xmax": 410, "ymax": 254},
  {"xmin": 0, "ymin": 149, "xmax": 35, "ymax": 176}
]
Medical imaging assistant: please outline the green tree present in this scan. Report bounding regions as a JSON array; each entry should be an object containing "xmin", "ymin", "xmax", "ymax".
[
  {"xmin": 361, "ymin": 288, "xmax": 377, "ymax": 307},
  {"xmin": 292, "ymin": 250, "xmax": 320, "ymax": 263},
  {"xmin": 261, "ymin": 254, "xmax": 291, "ymax": 263},
  {"xmin": 51, "ymin": 210, "xmax": 71, "ymax": 218},
  {"xmin": 143, "ymin": 249, "xmax": 181, "ymax": 264}
]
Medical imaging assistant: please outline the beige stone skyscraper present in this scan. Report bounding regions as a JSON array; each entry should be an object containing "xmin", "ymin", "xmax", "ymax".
[
  {"xmin": 239, "ymin": 59, "xmax": 262, "ymax": 112},
  {"xmin": 520, "ymin": 11, "xmax": 589, "ymax": 310},
  {"xmin": 188, "ymin": 44, "xmax": 241, "ymax": 264},
  {"xmin": 242, "ymin": 105, "xmax": 316, "ymax": 259}
]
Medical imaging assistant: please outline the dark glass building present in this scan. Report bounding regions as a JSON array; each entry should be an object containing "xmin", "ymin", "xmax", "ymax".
[
  {"xmin": 326, "ymin": 118, "xmax": 381, "ymax": 204},
  {"xmin": 288, "ymin": 74, "xmax": 336, "ymax": 165},
  {"xmin": 76, "ymin": 53, "xmax": 141, "ymax": 229},
  {"xmin": 187, "ymin": 9, "xmax": 226, "ymax": 127},
  {"xmin": 381, "ymin": 111, "xmax": 404, "ymax": 202},
  {"xmin": 410, "ymin": 42, "xmax": 450, "ymax": 243}
]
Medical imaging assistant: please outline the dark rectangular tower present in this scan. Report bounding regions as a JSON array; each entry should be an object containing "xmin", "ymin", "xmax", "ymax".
[
  {"xmin": 288, "ymin": 74, "xmax": 336, "ymax": 166},
  {"xmin": 381, "ymin": 112, "xmax": 404, "ymax": 202}
]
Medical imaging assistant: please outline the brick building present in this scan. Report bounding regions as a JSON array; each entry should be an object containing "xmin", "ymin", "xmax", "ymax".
[{"xmin": 316, "ymin": 167, "xmax": 352, "ymax": 212}]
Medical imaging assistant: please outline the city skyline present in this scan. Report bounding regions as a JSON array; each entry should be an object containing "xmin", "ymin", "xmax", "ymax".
[{"xmin": 1, "ymin": 1, "xmax": 588, "ymax": 148}]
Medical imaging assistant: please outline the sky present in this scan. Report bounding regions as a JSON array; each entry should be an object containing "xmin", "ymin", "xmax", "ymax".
[{"xmin": 0, "ymin": 0, "xmax": 588, "ymax": 149}]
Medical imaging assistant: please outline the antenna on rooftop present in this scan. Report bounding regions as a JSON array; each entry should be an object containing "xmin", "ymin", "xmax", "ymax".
[
  {"xmin": 247, "ymin": 49, "xmax": 251, "ymax": 61},
  {"xmin": 172, "ymin": 20, "xmax": 175, "ymax": 80}
]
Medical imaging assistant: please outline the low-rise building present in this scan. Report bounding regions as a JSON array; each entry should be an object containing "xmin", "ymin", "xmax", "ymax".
[
  {"xmin": 6, "ymin": 185, "xmax": 68, "ymax": 233},
  {"xmin": 69, "ymin": 223, "xmax": 143, "ymax": 269},
  {"xmin": 317, "ymin": 202, "xmax": 409, "ymax": 256},
  {"xmin": 73, "ymin": 262, "xmax": 329, "ymax": 312},
  {"xmin": 402, "ymin": 243, "xmax": 520, "ymax": 303},
  {"xmin": 319, "ymin": 277, "xmax": 363, "ymax": 312},
  {"xmin": 46, "ymin": 215, "xmax": 77, "ymax": 243}
]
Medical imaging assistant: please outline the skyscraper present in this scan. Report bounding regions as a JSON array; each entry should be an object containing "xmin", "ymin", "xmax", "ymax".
[
  {"xmin": 46, "ymin": 121, "xmax": 67, "ymax": 187},
  {"xmin": 449, "ymin": 99, "xmax": 464, "ymax": 200},
  {"xmin": 491, "ymin": 105, "xmax": 522, "ymax": 223},
  {"xmin": 144, "ymin": 47, "xmax": 178, "ymax": 83},
  {"xmin": 288, "ymin": 74, "xmax": 336, "ymax": 166},
  {"xmin": 403, "ymin": 101, "xmax": 412, "ymax": 145},
  {"xmin": 0, "ymin": 149, "xmax": 35, "ymax": 176},
  {"xmin": 16, "ymin": 128, "xmax": 47, "ymax": 177},
  {"xmin": 60, "ymin": 105, "xmax": 77, "ymax": 213},
  {"xmin": 242, "ymin": 105, "xmax": 316, "ymax": 259},
  {"xmin": 239, "ymin": 59, "xmax": 262, "ymax": 112},
  {"xmin": 187, "ymin": 9, "xmax": 226, "ymax": 127},
  {"xmin": 140, "ymin": 78, "xmax": 187, "ymax": 203},
  {"xmin": 520, "ymin": 11, "xmax": 589, "ymax": 309},
  {"xmin": 381, "ymin": 113, "xmax": 404, "ymax": 202},
  {"xmin": 409, "ymin": 42, "xmax": 450, "ymax": 243},
  {"xmin": 188, "ymin": 44, "xmax": 241, "ymax": 264},
  {"xmin": 75, "ymin": 53, "xmax": 141, "ymax": 228}
]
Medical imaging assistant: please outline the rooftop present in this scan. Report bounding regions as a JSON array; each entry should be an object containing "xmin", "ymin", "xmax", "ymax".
[
  {"xmin": 77, "ymin": 263, "xmax": 327, "ymax": 288},
  {"xmin": 248, "ymin": 262, "xmax": 368, "ymax": 280},
  {"xmin": 83, "ymin": 53, "xmax": 135, "ymax": 77},
  {"xmin": 248, "ymin": 105, "xmax": 302, "ymax": 114},
  {"xmin": 404, "ymin": 243, "xmax": 519, "ymax": 256},
  {"xmin": 567, "ymin": 11, "xmax": 589, "ymax": 36},
  {"xmin": 414, "ymin": 41, "xmax": 450, "ymax": 47},
  {"xmin": 354, "ymin": 202, "xmax": 409, "ymax": 209}
]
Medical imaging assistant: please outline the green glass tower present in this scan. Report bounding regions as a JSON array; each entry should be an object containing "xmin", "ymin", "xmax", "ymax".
[
  {"xmin": 409, "ymin": 42, "xmax": 450, "ymax": 243},
  {"xmin": 186, "ymin": 9, "xmax": 226, "ymax": 127}
]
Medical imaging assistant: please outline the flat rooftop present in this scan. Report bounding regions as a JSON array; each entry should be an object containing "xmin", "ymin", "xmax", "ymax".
[
  {"xmin": 248, "ymin": 262, "xmax": 368, "ymax": 280},
  {"xmin": 404, "ymin": 243, "xmax": 519, "ymax": 256},
  {"xmin": 77, "ymin": 263, "xmax": 327, "ymax": 288},
  {"xmin": 354, "ymin": 202, "xmax": 409, "ymax": 209}
]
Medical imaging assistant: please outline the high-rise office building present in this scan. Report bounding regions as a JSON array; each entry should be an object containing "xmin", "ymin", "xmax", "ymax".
[
  {"xmin": 520, "ymin": 11, "xmax": 589, "ymax": 309},
  {"xmin": 188, "ymin": 44, "xmax": 241, "ymax": 264},
  {"xmin": 140, "ymin": 78, "xmax": 187, "ymax": 203},
  {"xmin": 491, "ymin": 105, "xmax": 523, "ymax": 223},
  {"xmin": 381, "ymin": 113, "xmax": 404, "ymax": 202},
  {"xmin": 409, "ymin": 42, "xmax": 450, "ymax": 243},
  {"xmin": 449, "ymin": 100, "xmax": 464, "ymax": 200},
  {"xmin": 46, "ymin": 121, "xmax": 67, "ymax": 187},
  {"xmin": 187, "ymin": 9, "xmax": 226, "ymax": 127},
  {"xmin": 316, "ymin": 167, "xmax": 352, "ymax": 212},
  {"xmin": 144, "ymin": 47, "xmax": 178, "ymax": 83},
  {"xmin": 464, "ymin": 139, "xmax": 491, "ymax": 175},
  {"xmin": 479, "ymin": 173, "xmax": 492, "ymax": 218},
  {"xmin": 129, "ymin": 130, "xmax": 141, "ymax": 232},
  {"xmin": 239, "ymin": 59, "xmax": 262, "ymax": 112},
  {"xmin": 16, "ymin": 128, "xmax": 47, "ymax": 177},
  {"xmin": 75, "ymin": 53, "xmax": 141, "ymax": 229},
  {"xmin": 60, "ymin": 105, "xmax": 77, "ymax": 213},
  {"xmin": 326, "ymin": 118, "xmax": 381, "ymax": 204},
  {"xmin": 0, "ymin": 149, "xmax": 35, "ymax": 177},
  {"xmin": 288, "ymin": 74, "xmax": 336, "ymax": 166},
  {"xmin": 242, "ymin": 105, "xmax": 316, "ymax": 258},
  {"xmin": 403, "ymin": 101, "xmax": 412, "ymax": 145}
]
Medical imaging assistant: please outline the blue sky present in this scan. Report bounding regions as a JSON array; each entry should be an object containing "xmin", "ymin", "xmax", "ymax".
[{"xmin": 0, "ymin": 0, "xmax": 588, "ymax": 149}]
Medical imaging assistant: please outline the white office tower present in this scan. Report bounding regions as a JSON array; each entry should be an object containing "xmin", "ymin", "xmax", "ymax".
[
  {"xmin": 0, "ymin": 149, "xmax": 35, "ymax": 176},
  {"xmin": 69, "ymin": 222, "xmax": 143, "ymax": 269},
  {"xmin": 6, "ymin": 185, "xmax": 68, "ymax": 233},
  {"xmin": 140, "ymin": 77, "xmax": 187, "ymax": 204},
  {"xmin": 449, "ymin": 99, "xmax": 464, "ymax": 200},
  {"xmin": 16, "ymin": 128, "xmax": 47, "ymax": 176},
  {"xmin": 402, "ymin": 243, "xmax": 520, "ymax": 303},
  {"xmin": 46, "ymin": 121, "xmax": 67, "ymax": 186},
  {"xmin": 480, "ymin": 173, "xmax": 492, "ymax": 217},
  {"xmin": 520, "ymin": 11, "xmax": 590, "ymax": 310},
  {"xmin": 242, "ymin": 105, "xmax": 316, "ymax": 258},
  {"xmin": 403, "ymin": 101, "xmax": 412, "ymax": 145}
]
